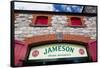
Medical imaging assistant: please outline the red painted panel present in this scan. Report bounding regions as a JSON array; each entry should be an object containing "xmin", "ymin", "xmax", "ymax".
[
  {"xmin": 14, "ymin": 40, "xmax": 28, "ymax": 66},
  {"xmin": 35, "ymin": 16, "xmax": 48, "ymax": 25},
  {"xmin": 88, "ymin": 40, "xmax": 97, "ymax": 62},
  {"xmin": 71, "ymin": 17, "xmax": 82, "ymax": 26}
]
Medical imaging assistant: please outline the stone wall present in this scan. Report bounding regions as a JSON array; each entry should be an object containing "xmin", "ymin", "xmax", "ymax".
[{"xmin": 14, "ymin": 13, "xmax": 97, "ymax": 40}]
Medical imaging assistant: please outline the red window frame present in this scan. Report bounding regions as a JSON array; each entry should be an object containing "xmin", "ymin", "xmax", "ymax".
[
  {"xmin": 66, "ymin": 16, "xmax": 85, "ymax": 27},
  {"xmin": 30, "ymin": 14, "xmax": 52, "ymax": 27}
]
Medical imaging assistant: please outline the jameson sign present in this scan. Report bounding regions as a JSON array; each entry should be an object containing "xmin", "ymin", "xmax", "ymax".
[
  {"xmin": 44, "ymin": 45, "xmax": 74, "ymax": 55},
  {"xmin": 28, "ymin": 44, "xmax": 88, "ymax": 60}
]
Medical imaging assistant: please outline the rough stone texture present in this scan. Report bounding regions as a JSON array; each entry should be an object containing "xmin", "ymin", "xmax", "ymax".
[
  {"xmin": 14, "ymin": 13, "xmax": 97, "ymax": 40},
  {"xmin": 84, "ymin": 6, "xmax": 97, "ymax": 13}
]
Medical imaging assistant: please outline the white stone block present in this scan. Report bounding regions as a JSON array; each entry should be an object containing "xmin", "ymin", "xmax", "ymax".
[{"xmin": 15, "ymin": 31, "xmax": 22, "ymax": 34}]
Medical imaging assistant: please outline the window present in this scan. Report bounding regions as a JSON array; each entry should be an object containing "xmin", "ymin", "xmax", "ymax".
[
  {"xmin": 66, "ymin": 16, "xmax": 85, "ymax": 27},
  {"xmin": 35, "ymin": 16, "xmax": 48, "ymax": 26},
  {"xmin": 30, "ymin": 14, "xmax": 52, "ymax": 27}
]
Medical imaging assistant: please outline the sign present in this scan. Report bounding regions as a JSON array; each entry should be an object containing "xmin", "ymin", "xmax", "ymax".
[{"xmin": 28, "ymin": 43, "xmax": 88, "ymax": 60}]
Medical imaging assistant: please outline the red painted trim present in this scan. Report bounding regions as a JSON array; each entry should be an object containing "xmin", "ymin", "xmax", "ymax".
[
  {"xmin": 14, "ymin": 40, "xmax": 28, "ymax": 66},
  {"xmin": 87, "ymin": 40, "xmax": 97, "ymax": 62}
]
